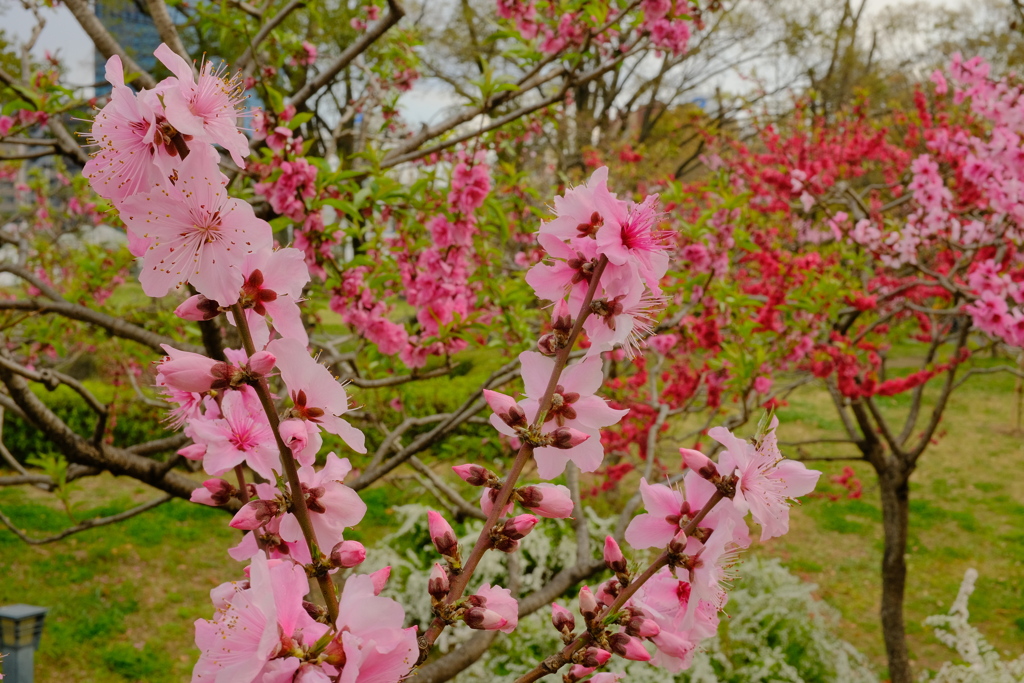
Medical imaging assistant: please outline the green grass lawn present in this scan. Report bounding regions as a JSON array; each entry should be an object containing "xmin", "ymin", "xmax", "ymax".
[
  {"xmin": 762, "ymin": 369, "xmax": 1024, "ymax": 677},
  {"xmin": 1, "ymin": 364, "xmax": 1022, "ymax": 681}
]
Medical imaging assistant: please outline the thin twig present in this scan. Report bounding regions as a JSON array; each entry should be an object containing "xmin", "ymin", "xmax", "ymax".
[{"xmin": 0, "ymin": 495, "xmax": 172, "ymax": 544}]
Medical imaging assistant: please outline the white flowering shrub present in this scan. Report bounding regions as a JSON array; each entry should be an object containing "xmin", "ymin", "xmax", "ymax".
[
  {"xmin": 919, "ymin": 569, "xmax": 1024, "ymax": 683},
  {"xmin": 367, "ymin": 506, "xmax": 877, "ymax": 682}
]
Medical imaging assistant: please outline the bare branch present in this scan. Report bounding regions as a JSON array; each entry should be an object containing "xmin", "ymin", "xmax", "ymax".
[
  {"xmin": 143, "ymin": 0, "xmax": 190, "ymax": 64},
  {"xmin": 409, "ymin": 455, "xmax": 485, "ymax": 521},
  {"xmin": 288, "ymin": 0, "xmax": 405, "ymax": 108},
  {"xmin": 63, "ymin": 0, "xmax": 158, "ymax": 90},
  {"xmin": 237, "ymin": 0, "xmax": 308, "ymax": 73},
  {"xmin": 346, "ymin": 365, "xmax": 453, "ymax": 388},
  {"xmin": 0, "ymin": 495, "xmax": 172, "ymax": 544},
  {"xmin": 0, "ymin": 361, "xmax": 215, "ymax": 504},
  {"xmin": 0, "ymin": 299, "xmax": 199, "ymax": 354}
]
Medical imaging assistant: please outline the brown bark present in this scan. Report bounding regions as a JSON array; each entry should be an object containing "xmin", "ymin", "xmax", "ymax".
[{"xmin": 877, "ymin": 464, "xmax": 913, "ymax": 683}]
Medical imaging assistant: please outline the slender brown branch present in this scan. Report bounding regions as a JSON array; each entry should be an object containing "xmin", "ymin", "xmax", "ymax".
[
  {"xmin": 515, "ymin": 491, "xmax": 726, "ymax": 683},
  {"xmin": 63, "ymin": 0, "xmax": 157, "ymax": 90},
  {"xmin": 230, "ymin": 303, "xmax": 340, "ymax": 623},
  {"xmin": 237, "ymin": 0, "xmax": 307, "ymax": 72},
  {"xmin": 0, "ymin": 495, "xmax": 172, "ymax": 544},
  {"xmin": 0, "ymin": 358, "xmax": 213, "ymax": 503},
  {"xmin": 287, "ymin": 0, "xmax": 405, "ymax": 108},
  {"xmin": 143, "ymin": 0, "xmax": 190, "ymax": 64},
  {"xmin": 0, "ymin": 299, "xmax": 199, "ymax": 354},
  {"xmin": 417, "ymin": 257, "xmax": 609, "ymax": 661}
]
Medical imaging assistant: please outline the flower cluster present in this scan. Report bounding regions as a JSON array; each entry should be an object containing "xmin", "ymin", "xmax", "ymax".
[
  {"xmin": 87, "ymin": 47, "xmax": 414, "ymax": 683},
  {"xmin": 548, "ymin": 417, "xmax": 820, "ymax": 675}
]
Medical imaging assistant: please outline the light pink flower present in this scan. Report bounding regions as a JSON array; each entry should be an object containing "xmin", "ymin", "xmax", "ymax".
[
  {"xmin": 267, "ymin": 337, "xmax": 366, "ymax": 453},
  {"xmin": 84, "ymin": 55, "xmax": 172, "ymax": 202},
  {"xmin": 190, "ymin": 386, "xmax": 280, "ymax": 479},
  {"xmin": 486, "ymin": 351, "xmax": 626, "ymax": 479},
  {"xmin": 541, "ymin": 166, "xmax": 626, "ymax": 245},
  {"xmin": 119, "ymin": 150, "xmax": 272, "ymax": 304},
  {"xmin": 154, "ymin": 43, "xmax": 250, "ymax": 167},
  {"xmin": 624, "ymin": 475, "xmax": 750, "ymax": 551},
  {"xmin": 595, "ymin": 194, "xmax": 669, "ymax": 293},
  {"xmin": 710, "ymin": 417, "xmax": 821, "ymax": 541},
  {"xmin": 278, "ymin": 453, "xmax": 366, "ymax": 552},
  {"xmin": 234, "ymin": 247, "xmax": 311, "ymax": 348},
  {"xmin": 465, "ymin": 584, "xmax": 518, "ymax": 634},
  {"xmin": 192, "ymin": 554, "xmax": 328, "ymax": 682},
  {"xmin": 331, "ymin": 574, "xmax": 419, "ymax": 683}
]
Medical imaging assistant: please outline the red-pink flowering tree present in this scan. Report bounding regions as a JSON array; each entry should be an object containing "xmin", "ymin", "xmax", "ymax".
[{"xmin": 593, "ymin": 56, "xmax": 1024, "ymax": 683}]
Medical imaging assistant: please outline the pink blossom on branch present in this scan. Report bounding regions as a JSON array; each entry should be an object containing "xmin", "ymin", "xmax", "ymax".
[
  {"xmin": 119, "ymin": 149, "xmax": 272, "ymax": 305},
  {"xmin": 154, "ymin": 43, "xmax": 250, "ymax": 167},
  {"xmin": 710, "ymin": 417, "xmax": 821, "ymax": 541},
  {"xmin": 267, "ymin": 337, "xmax": 366, "ymax": 454}
]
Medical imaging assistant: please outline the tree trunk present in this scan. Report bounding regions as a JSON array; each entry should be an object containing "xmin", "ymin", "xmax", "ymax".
[{"xmin": 879, "ymin": 467, "xmax": 912, "ymax": 683}]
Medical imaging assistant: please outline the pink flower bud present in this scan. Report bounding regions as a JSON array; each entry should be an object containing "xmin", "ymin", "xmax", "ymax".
[
  {"xmin": 580, "ymin": 647, "xmax": 612, "ymax": 668},
  {"xmin": 462, "ymin": 606, "xmax": 508, "ymax": 631},
  {"xmin": 428, "ymin": 563, "xmax": 450, "ymax": 599},
  {"xmin": 157, "ymin": 345, "xmax": 218, "ymax": 393},
  {"xmin": 501, "ymin": 514, "xmax": 539, "ymax": 540},
  {"xmin": 178, "ymin": 443, "xmax": 206, "ymax": 461},
  {"xmin": 578, "ymin": 586, "xmax": 598, "ymax": 620},
  {"xmin": 568, "ymin": 665, "xmax": 594, "ymax": 681},
  {"xmin": 551, "ymin": 603, "xmax": 575, "ymax": 633},
  {"xmin": 680, "ymin": 447, "xmax": 720, "ymax": 480},
  {"xmin": 466, "ymin": 584, "xmax": 518, "ymax": 633},
  {"xmin": 549, "ymin": 427, "xmax": 589, "ymax": 449},
  {"xmin": 626, "ymin": 613, "xmax": 660, "ymax": 638},
  {"xmin": 247, "ymin": 350, "xmax": 276, "ymax": 376},
  {"xmin": 609, "ymin": 632, "xmax": 651, "ymax": 661},
  {"xmin": 603, "ymin": 536, "xmax": 627, "ymax": 573},
  {"xmin": 480, "ymin": 488, "xmax": 514, "ymax": 517},
  {"xmin": 190, "ymin": 478, "xmax": 236, "ymax": 506},
  {"xmin": 427, "ymin": 510, "xmax": 459, "ymax": 559},
  {"xmin": 368, "ymin": 566, "xmax": 391, "ymax": 595},
  {"xmin": 595, "ymin": 578, "xmax": 619, "ymax": 606},
  {"xmin": 175, "ymin": 294, "xmax": 221, "ymax": 321},
  {"xmin": 483, "ymin": 389, "xmax": 528, "ymax": 428},
  {"xmin": 229, "ymin": 499, "xmax": 280, "ymax": 530},
  {"xmin": 517, "ymin": 483, "xmax": 574, "ymax": 518},
  {"xmin": 279, "ymin": 418, "xmax": 309, "ymax": 454},
  {"xmin": 330, "ymin": 540, "xmax": 366, "ymax": 568},
  {"xmin": 668, "ymin": 528, "xmax": 687, "ymax": 554},
  {"xmin": 452, "ymin": 463, "xmax": 494, "ymax": 486}
]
